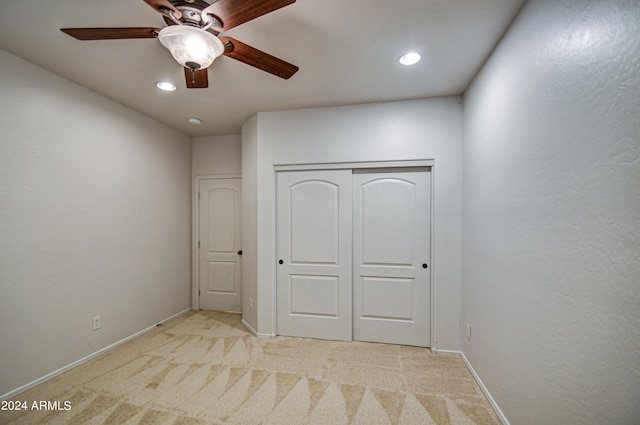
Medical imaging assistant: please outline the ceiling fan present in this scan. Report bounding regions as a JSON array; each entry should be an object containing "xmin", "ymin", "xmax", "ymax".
[{"xmin": 61, "ymin": 0, "xmax": 299, "ymax": 88}]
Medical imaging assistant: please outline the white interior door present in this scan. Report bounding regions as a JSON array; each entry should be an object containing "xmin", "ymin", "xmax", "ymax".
[
  {"xmin": 352, "ymin": 169, "xmax": 431, "ymax": 346},
  {"xmin": 276, "ymin": 170, "xmax": 352, "ymax": 341},
  {"xmin": 198, "ymin": 178, "xmax": 242, "ymax": 312}
]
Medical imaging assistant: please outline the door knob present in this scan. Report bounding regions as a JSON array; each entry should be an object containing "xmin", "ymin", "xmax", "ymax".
[
  {"xmin": 237, "ymin": 250, "xmax": 242, "ymax": 255},
  {"xmin": 422, "ymin": 263, "xmax": 428, "ymax": 269},
  {"xmin": 278, "ymin": 259, "xmax": 284, "ymax": 264}
]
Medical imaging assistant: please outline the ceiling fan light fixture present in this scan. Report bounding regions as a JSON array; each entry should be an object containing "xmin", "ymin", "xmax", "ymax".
[{"xmin": 158, "ymin": 25, "xmax": 224, "ymax": 70}]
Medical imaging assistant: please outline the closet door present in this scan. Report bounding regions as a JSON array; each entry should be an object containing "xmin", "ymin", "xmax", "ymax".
[
  {"xmin": 352, "ymin": 169, "xmax": 431, "ymax": 346},
  {"xmin": 276, "ymin": 170, "xmax": 352, "ymax": 341}
]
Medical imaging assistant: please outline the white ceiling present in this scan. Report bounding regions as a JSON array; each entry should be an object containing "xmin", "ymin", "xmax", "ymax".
[{"xmin": 0, "ymin": 0, "xmax": 526, "ymax": 136}]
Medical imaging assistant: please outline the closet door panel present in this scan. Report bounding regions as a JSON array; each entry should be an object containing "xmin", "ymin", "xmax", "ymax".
[
  {"xmin": 276, "ymin": 170, "xmax": 352, "ymax": 341},
  {"xmin": 353, "ymin": 170, "xmax": 431, "ymax": 347}
]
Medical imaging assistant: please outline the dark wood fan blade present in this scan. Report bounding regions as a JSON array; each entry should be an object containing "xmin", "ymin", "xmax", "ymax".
[
  {"xmin": 206, "ymin": 0, "xmax": 295, "ymax": 31},
  {"xmin": 184, "ymin": 67, "xmax": 209, "ymax": 88},
  {"xmin": 221, "ymin": 37, "xmax": 298, "ymax": 79},
  {"xmin": 61, "ymin": 28, "xmax": 159, "ymax": 40}
]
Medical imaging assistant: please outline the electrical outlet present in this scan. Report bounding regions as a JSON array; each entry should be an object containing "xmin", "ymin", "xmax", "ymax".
[
  {"xmin": 92, "ymin": 315, "xmax": 101, "ymax": 331},
  {"xmin": 249, "ymin": 297, "xmax": 254, "ymax": 309},
  {"xmin": 466, "ymin": 322, "xmax": 471, "ymax": 341}
]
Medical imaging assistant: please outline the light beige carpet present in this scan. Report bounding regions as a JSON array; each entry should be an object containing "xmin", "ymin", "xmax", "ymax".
[{"xmin": 2, "ymin": 311, "xmax": 500, "ymax": 425}]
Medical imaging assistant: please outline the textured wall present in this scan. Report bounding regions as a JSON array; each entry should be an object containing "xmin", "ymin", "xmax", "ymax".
[
  {"xmin": 462, "ymin": 1, "xmax": 640, "ymax": 424},
  {"xmin": 0, "ymin": 50, "xmax": 192, "ymax": 397}
]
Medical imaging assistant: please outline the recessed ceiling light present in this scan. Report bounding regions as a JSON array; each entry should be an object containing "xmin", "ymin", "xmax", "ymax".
[
  {"xmin": 188, "ymin": 117, "xmax": 202, "ymax": 125},
  {"xmin": 156, "ymin": 81, "xmax": 176, "ymax": 91},
  {"xmin": 399, "ymin": 52, "xmax": 421, "ymax": 66}
]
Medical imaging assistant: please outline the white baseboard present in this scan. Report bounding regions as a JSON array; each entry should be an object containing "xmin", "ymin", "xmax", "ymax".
[
  {"xmin": 432, "ymin": 348, "xmax": 510, "ymax": 425},
  {"xmin": 241, "ymin": 318, "xmax": 275, "ymax": 339},
  {"xmin": 0, "ymin": 308, "xmax": 192, "ymax": 402}
]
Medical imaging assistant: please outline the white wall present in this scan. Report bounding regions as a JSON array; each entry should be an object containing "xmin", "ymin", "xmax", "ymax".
[
  {"xmin": 462, "ymin": 1, "xmax": 640, "ymax": 424},
  {"xmin": 243, "ymin": 98, "xmax": 464, "ymax": 348},
  {"xmin": 192, "ymin": 134, "xmax": 242, "ymax": 176},
  {"xmin": 191, "ymin": 134, "xmax": 242, "ymax": 309},
  {"xmin": 241, "ymin": 116, "xmax": 259, "ymax": 330},
  {"xmin": 0, "ymin": 50, "xmax": 192, "ymax": 397}
]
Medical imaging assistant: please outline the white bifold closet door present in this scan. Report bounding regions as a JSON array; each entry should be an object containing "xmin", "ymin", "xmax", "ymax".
[{"xmin": 277, "ymin": 168, "xmax": 431, "ymax": 347}]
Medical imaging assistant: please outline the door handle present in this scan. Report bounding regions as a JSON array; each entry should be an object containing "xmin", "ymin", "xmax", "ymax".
[
  {"xmin": 278, "ymin": 259, "xmax": 284, "ymax": 264},
  {"xmin": 422, "ymin": 263, "xmax": 428, "ymax": 269},
  {"xmin": 237, "ymin": 250, "xmax": 242, "ymax": 255}
]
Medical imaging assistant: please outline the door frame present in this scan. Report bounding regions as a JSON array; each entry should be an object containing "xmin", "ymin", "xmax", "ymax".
[
  {"xmin": 193, "ymin": 174, "xmax": 242, "ymax": 310},
  {"xmin": 273, "ymin": 159, "xmax": 435, "ymax": 347}
]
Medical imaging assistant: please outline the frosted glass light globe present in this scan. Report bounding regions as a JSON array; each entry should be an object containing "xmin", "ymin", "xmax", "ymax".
[{"xmin": 158, "ymin": 25, "xmax": 224, "ymax": 70}]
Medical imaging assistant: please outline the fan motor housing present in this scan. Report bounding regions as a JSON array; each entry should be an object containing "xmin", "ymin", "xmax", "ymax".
[{"xmin": 163, "ymin": 0, "xmax": 222, "ymax": 34}]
